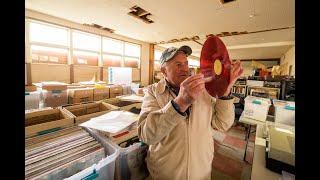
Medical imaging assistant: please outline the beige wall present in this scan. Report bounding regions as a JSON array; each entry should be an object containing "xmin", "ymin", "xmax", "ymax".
[
  {"xmin": 26, "ymin": 9, "xmax": 150, "ymax": 86},
  {"xmin": 280, "ymin": 46, "xmax": 295, "ymax": 76}
]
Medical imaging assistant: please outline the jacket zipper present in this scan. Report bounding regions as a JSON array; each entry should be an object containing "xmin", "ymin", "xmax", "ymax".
[{"xmin": 186, "ymin": 105, "xmax": 192, "ymax": 180}]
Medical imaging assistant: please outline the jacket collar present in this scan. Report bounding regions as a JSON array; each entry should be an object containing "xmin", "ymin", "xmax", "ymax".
[
  {"xmin": 156, "ymin": 78, "xmax": 167, "ymax": 95},
  {"xmin": 156, "ymin": 78, "xmax": 180, "ymax": 95}
]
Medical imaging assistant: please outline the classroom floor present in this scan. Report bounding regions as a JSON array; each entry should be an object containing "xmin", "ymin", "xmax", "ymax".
[{"xmin": 212, "ymin": 123, "xmax": 256, "ymax": 180}]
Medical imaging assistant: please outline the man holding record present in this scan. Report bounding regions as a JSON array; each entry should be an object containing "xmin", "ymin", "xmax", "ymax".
[{"xmin": 138, "ymin": 42, "xmax": 243, "ymax": 180}]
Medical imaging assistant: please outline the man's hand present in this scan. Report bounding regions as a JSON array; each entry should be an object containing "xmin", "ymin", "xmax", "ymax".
[
  {"xmin": 223, "ymin": 60, "xmax": 244, "ymax": 96},
  {"xmin": 174, "ymin": 74, "xmax": 205, "ymax": 112}
]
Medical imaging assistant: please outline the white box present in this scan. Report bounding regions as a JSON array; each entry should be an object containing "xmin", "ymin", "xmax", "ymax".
[
  {"xmin": 243, "ymin": 96, "xmax": 271, "ymax": 121},
  {"xmin": 273, "ymin": 100, "xmax": 295, "ymax": 126},
  {"xmin": 246, "ymin": 80, "xmax": 264, "ymax": 87}
]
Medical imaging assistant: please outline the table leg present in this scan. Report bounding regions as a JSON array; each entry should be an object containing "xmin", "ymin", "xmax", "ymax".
[{"xmin": 243, "ymin": 124, "xmax": 251, "ymax": 162}]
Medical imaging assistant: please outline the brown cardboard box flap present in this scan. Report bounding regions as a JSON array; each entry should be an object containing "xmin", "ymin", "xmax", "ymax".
[
  {"xmin": 25, "ymin": 85, "xmax": 38, "ymax": 92},
  {"xmin": 68, "ymin": 88, "xmax": 94, "ymax": 98},
  {"xmin": 63, "ymin": 102, "xmax": 119, "ymax": 124},
  {"xmin": 108, "ymin": 85, "xmax": 123, "ymax": 93},
  {"xmin": 41, "ymin": 81, "xmax": 68, "ymax": 91}
]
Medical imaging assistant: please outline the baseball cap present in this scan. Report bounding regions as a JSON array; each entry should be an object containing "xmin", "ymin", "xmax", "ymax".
[{"xmin": 160, "ymin": 45, "xmax": 192, "ymax": 65}]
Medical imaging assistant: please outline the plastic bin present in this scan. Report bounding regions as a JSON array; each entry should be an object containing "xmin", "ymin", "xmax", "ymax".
[
  {"xmin": 243, "ymin": 95, "xmax": 271, "ymax": 122},
  {"xmin": 273, "ymin": 100, "xmax": 295, "ymax": 126},
  {"xmin": 89, "ymin": 129, "xmax": 148, "ymax": 180},
  {"xmin": 42, "ymin": 89, "xmax": 68, "ymax": 107},
  {"xmin": 113, "ymin": 142, "xmax": 148, "ymax": 180},
  {"xmin": 25, "ymin": 91, "xmax": 40, "ymax": 110},
  {"xmin": 65, "ymin": 127, "xmax": 119, "ymax": 180}
]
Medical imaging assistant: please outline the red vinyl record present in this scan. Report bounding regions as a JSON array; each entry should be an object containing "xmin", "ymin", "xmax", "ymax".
[{"xmin": 200, "ymin": 36, "xmax": 231, "ymax": 98}]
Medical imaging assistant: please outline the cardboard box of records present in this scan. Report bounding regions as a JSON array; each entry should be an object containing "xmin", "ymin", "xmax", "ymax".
[
  {"xmin": 68, "ymin": 88, "xmax": 94, "ymax": 104},
  {"xmin": 94, "ymin": 86, "xmax": 110, "ymax": 101},
  {"xmin": 25, "ymin": 108, "xmax": 75, "ymax": 138},
  {"xmin": 101, "ymin": 97, "xmax": 142, "ymax": 113},
  {"xmin": 62, "ymin": 101, "xmax": 119, "ymax": 124},
  {"xmin": 108, "ymin": 85, "xmax": 123, "ymax": 98},
  {"xmin": 41, "ymin": 82, "xmax": 68, "ymax": 107},
  {"xmin": 25, "ymin": 126, "xmax": 119, "ymax": 180},
  {"xmin": 120, "ymin": 84, "xmax": 132, "ymax": 95}
]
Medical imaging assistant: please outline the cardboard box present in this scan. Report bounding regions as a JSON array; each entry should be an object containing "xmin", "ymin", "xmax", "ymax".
[
  {"xmin": 120, "ymin": 84, "xmax": 131, "ymax": 95},
  {"xmin": 25, "ymin": 108, "xmax": 75, "ymax": 138},
  {"xmin": 67, "ymin": 84, "xmax": 85, "ymax": 89},
  {"xmin": 25, "ymin": 85, "xmax": 37, "ymax": 92},
  {"xmin": 68, "ymin": 88, "xmax": 94, "ymax": 104},
  {"xmin": 109, "ymin": 85, "xmax": 123, "ymax": 98},
  {"xmin": 63, "ymin": 102, "xmax": 119, "ymax": 124},
  {"xmin": 243, "ymin": 96, "xmax": 271, "ymax": 121},
  {"xmin": 94, "ymin": 87, "xmax": 110, "ymax": 101},
  {"xmin": 101, "ymin": 98, "xmax": 142, "ymax": 112}
]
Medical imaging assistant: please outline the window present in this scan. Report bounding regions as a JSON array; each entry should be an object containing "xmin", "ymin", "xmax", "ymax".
[
  {"xmin": 125, "ymin": 43, "xmax": 140, "ymax": 58},
  {"xmin": 154, "ymin": 50, "xmax": 163, "ymax": 71},
  {"xmin": 29, "ymin": 22, "xmax": 68, "ymax": 46},
  {"xmin": 26, "ymin": 19, "xmax": 142, "ymax": 69},
  {"xmin": 124, "ymin": 43, "xmax": 141, "ymax": 68},
  {"xmin": 103, "ymin": 38, "xmax": 123, "ymax": 54},
  {"xmin": 124, "ymin": 56, "xmax": 139, "ymax": 68},
  {"xmin": 73, "ymin": 50, "xmax": 99, "ymax": 66},
  {"xmin": 103, "ymin": 54, "xmax": 122, "ymax": 67},
  {"xmin": 102, "ymin": 38, "xmax": 123, "ymax": 67},
  {"xmin": 102, "ymin": 39, "xmax": 141, "ymax": 68},
  {"xmin": 72, "ymin": 31, "xmax": 101, "ymax": 66},
  {"xmin": 31, "ymin": 45, "xmax": 68, "ymax": 64},
  {"xmin": 72, "ymin": 31, "xmax": 100, "ymax": 51},
  {"xmin": 154, "ymin": 50, "xmax": 162, "ymax": 61},
  {"xmin": 28, "ymin": 21, "xmax": 69, "ymax": 64}
]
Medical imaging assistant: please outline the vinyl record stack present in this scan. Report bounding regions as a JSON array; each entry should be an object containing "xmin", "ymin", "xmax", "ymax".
[{"xmin": 25, "ymin": 126, "xmax": 105, "ymax": 180}]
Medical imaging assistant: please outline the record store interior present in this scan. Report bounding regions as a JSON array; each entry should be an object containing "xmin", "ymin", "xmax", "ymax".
[{"xmin": 25, "ymin": 0, "xmax": 295, "ymax": 179}]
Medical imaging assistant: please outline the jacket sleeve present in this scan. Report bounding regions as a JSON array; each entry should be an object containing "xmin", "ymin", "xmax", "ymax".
[
  {"xmin": 138, "ymin": 87, "xmax": 186, "ymax": 145},
  {"xmin": 211, "ymin": 97, "xmax": 235, "ymax": 132}
]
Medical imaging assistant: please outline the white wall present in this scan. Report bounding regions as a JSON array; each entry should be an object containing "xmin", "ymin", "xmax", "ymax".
[{"xmin": 280, "ymin": 46, "xmax": 295, "ymax": 76}]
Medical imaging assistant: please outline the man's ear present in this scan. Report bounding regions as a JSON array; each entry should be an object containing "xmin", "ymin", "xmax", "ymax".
[{"xmin": 161, "ymin": 66, "xmax": 167, "ymax": 77}]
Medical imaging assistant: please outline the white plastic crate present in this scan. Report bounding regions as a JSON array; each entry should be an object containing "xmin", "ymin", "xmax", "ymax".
[
  {"xmin": 243, "ymin": 95, "xmax": 271, "ymax": 121},
  {"xmin": 65, "ymin": 127, "xmax": 119, "ymax": 180},
  {"xmin": 89, "ymin": 128, "xmax": 148, "ymax": 180},
  {"xmin": 273, "ymin": 100, "xmax": 295, "ymax": 126},
  {"xmin": 25, "ymin": 91, "xmax": 40, "ymax": 110},
  {"xmin": 113, "ymin": 142, "xmax": 148, "ymax": 180}
]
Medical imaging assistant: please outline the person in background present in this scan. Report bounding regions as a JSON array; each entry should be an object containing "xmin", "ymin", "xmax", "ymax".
[{"xmin": 138, "ymin": 45, "xmax": 243, "ymax": 180}]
